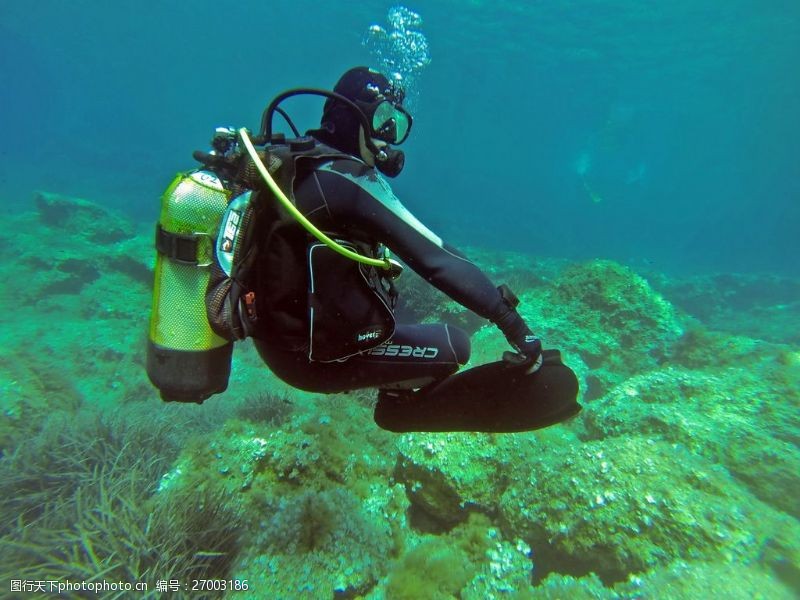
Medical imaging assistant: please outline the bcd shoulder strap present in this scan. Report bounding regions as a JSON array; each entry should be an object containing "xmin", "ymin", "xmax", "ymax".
[{"xmin": 206, "ymin": 138, "xmax": 354, "ymax": 341}]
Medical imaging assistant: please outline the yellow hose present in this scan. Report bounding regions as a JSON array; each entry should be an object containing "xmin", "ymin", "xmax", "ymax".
[{"xmin": 238, "ymin": 128, "xmax": 391, "ymax": 270}]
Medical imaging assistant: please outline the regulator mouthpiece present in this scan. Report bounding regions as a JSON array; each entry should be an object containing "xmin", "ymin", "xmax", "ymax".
[{"xmin": 376, "ymin": 148, "xmax": 405, "ymax": 178}]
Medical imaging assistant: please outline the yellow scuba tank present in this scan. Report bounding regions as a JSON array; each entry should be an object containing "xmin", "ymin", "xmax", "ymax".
[{"xmin": 146, "ymin": 170, "xmax": 232, "ymax": 402}]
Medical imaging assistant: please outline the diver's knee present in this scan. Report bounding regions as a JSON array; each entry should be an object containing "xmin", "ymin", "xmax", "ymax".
[{"xmin": 445, "ymin": 324, "xmax": 471, "ymax": 365}]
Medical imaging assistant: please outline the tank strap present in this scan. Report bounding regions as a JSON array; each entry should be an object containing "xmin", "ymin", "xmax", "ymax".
[{"xmin": 155, "ymin": 224, "xmax": 205, "ymax": 265}]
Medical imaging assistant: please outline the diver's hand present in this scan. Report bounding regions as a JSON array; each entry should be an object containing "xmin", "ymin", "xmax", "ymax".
[
  {"xmin": 502, "ymin": 335, "xmax": 543, "ymax": 374},
  {"xmin": 493, "ymin": 305, "xmax": 543, "ymax": 374}
]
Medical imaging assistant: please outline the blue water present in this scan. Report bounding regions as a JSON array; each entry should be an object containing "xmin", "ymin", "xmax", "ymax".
[
  {"xmin": 1, "ymin": 0, "xmax": 798, "ymax": 274},
  {"xmin": 2, "ymin": 4, "xmax": 799, "ymax": 596}
]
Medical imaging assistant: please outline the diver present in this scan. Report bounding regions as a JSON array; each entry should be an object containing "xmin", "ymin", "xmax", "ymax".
[
  {"xmin": 250, "ymin": 69, "xmax": 540, "ymax": 386},
  {"xmin": 147, "ymin": 66, "xmax": 580, "ymax": 432}
]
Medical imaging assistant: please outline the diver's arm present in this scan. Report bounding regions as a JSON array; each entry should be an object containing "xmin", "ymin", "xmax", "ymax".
[
  {"xmin": 313, "ymin": 161, "xmax": 542, "ymax": 367},
  {"xmin": 313, "ymin": 161, "xmax": 504, "ymax": 317}
]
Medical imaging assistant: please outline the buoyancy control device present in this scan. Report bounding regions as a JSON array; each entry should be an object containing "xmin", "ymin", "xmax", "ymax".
[{"xmin": 146, "ymin": 87, "xmax": 401, "ymax": 403}]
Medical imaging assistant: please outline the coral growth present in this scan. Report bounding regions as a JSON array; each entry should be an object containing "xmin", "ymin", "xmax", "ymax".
[{"xmin": 500, "ymin": 435, "xmax": 800, "ymax": 584}]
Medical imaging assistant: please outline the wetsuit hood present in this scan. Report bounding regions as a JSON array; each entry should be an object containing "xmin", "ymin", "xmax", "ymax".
[{"xmin": 309, "ymin": 67, "xmax": 409, "ymax": 177}]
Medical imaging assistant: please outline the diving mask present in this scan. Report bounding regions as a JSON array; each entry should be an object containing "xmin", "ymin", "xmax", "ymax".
[
  {"xmin": 364, "ymin": 100, "xmax": 412, "ymax": 145},
  {"xmin": 356, "ymin": 81, "xmax": 413, "ymax": 145}
]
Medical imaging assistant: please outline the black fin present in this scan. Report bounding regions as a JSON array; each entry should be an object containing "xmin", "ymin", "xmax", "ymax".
[{"xmin": 374, "ymin": 349, "xmax": 581, "ymax": 433}]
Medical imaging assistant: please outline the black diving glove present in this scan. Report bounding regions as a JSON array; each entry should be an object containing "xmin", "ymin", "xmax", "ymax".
[{"xmin": 492, "ymin": 301, "xmax": 543, "ymax": 374}]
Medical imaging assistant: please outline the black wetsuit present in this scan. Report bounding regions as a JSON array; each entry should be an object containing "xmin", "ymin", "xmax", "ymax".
[{"xmin": 251, "ymin": 154, "xmax": 512, "ymax": 393}]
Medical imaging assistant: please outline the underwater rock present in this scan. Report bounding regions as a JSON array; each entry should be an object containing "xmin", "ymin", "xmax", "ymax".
[
  {"xmin": 241, "ymin": 486, "xmax": 396, "ymax": 597},
  {"xmin": 530, "ymin": 559, "xmax": 798, "ymax": 599},
  {"xmin": 34, "ymin": 190, "xmax": 135, "ymax": 244},
  {"xmin": 156, "ymin": 424, "xmax": 272, "ymax": 496},
  {"xmin": 164, "ymin": 400, "xmax": 394, "ymax": 494},
  {"xmin": 380, "ymin": 513, "xmax": 535, "ymax": 599},
  {"xmin": 249, "ymin": 399, "xmax": 395, "ymax": 489},
  {"xmin": 581, "ymin": 364, "xmax": 800, "ymax": 518},
  {"xmin": 155, "ymin": 403, "xmax": 405, "ymax": 597},
  {"xmin": 460, "ymin": 535, "xmax": 536, "ymax": 599},
  {"xmin": 615, "ymin": 560, "xmax": 797, "ymax": 600},
  {"xmin": 498, "ymin": 435, "xmax": 800, "ymax": 585},
  {"xmin": 11, "ymin": 192, "xmax": 152, "ymax": 301},
  {"xmin": 540, "ymin": 260, "xmax": 683, "ymax": 400},
  {"xmin": 528, "ymin": 572, "xmax": 614, "ymax": 599},
  {"xmin": 669, "ymin": 325, "xmax": 770, "ymax": 370},
  {"xmin": 383, "ymin": 534, "xmax": 476, "ymax": 599},
  {"xmin": 467, "ymin": 259, "xmax": 685, "ymax": 402},
  {"xmin": 652, "ymin": 271, "xmax": 800, "ymax": 346},
  {"xmin": 0, "ymin": 193, "xmax": 154, "ymax": 409},
  {"xmin": 393, "ymin": 432, "xmax": 539, "ymax": 527},
  {"xmin": 4, "ymin": 179, "xmax": 796, "ymax": 598}
]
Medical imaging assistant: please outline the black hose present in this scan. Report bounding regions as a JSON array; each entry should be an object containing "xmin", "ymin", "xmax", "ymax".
[
  {"xmin": 275, "ymin": 107, "xmax": 300, "ymax": 137},
  {"xmin": 258, "ymin": 88, "xmax": 384, "ymax": 157}
]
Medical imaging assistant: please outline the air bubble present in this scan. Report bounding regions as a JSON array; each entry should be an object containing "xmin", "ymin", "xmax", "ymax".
[{"xmin": 363, "ymin": 5, "xmax": 431, "ymax": 110}]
